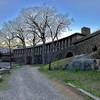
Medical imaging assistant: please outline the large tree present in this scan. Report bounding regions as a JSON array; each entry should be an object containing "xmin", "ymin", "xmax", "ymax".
[
  {"xmin": 6, "ymin": 18, "xmax": 28, "ymax": 64},
  {"xmin": 0, "ymin": 22, "xmax": 16, "ymax": 68},
  {"xmin": 20, "ymin": 6, "xmax": 71, "ymax": 64},
  {"xmin": 26, "ymin": 28, "xmax": 41, "ymax": 64},
  {"xmin": 47, "ymin": 14, "xmax": 71, "ymax": 70},
  {"xmin": 15, "ymin": 16, "xmax": 41, "ymax": 64}
]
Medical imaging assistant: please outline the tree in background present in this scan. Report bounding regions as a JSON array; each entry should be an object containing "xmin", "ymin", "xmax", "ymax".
[
  {"xmin": 47, "ymin": 13, "xmax": 71, "ymax": 70},
  {"xmin": 26, "ymin": 29, "xmax": 41, "ymax": 64},
  {"xmin": 0, "ymin": 22, "xmax": 15, "ymax": 68},
  {"xmin": 5, "ymin": 19, "xmax": 28, "ymax": 64},
  {"xmin": 20, "ymin": 6, "xmax": 49, "ymax": 64},
  {"xmin": 0, "ymin": 5, "xmax": 71, "ymax": 67}
]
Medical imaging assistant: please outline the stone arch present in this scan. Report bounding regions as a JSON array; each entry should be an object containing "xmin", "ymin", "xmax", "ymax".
[{"xmin": 65, "ymin": 52, "xmax": 73, "ymax": 58}]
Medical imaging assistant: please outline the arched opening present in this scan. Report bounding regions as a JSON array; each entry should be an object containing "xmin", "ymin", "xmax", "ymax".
[
  {"xmin": 66, "ymin": 52, "xmax": 73, "ymax": 58},
  {"xmin": 92, "ymin": 45, "xmax": 97, "ymax": 52}
]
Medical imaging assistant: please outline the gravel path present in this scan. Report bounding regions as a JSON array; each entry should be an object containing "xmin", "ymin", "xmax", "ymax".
[
  {"xmin": 0, "ymin": 66, "xmax": 67, "ymax": 100},
  {"xmin": 0, "ymin": 65, "xmax": 84, "ymax": 100}
]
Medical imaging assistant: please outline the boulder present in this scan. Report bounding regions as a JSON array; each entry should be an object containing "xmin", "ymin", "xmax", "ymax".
[{"xmin": 67, "ymin": 54, "xmax": 98, "ymax": 70}]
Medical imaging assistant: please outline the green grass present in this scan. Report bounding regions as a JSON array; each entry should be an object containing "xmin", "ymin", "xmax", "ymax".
[
  {"xmin": 13, "ymin": 64, "xmax": 22, "ymax": 69},
  {"xmin": 50, "ymin": 57, "xmax": 72, "ymax": 69},
  {"xmin": 0, "ymin": 73, "xmax": 11, "ymax": 90},
  {"xmin": 40, "ymin": 60, "xmax": 100, "ymax": 97}
]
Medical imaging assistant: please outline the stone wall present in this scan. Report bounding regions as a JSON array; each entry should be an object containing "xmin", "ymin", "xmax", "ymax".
[
  {"xmin": 13, "ymin": 33, "xmax": 83, "ymax": 64},
  {"xmin": 74, "ymin": 31, "xmax": 100, "ymax": 55},
  {"xmin": 13, "ymin": 28, "xmax": 100, "ymax": 64}
]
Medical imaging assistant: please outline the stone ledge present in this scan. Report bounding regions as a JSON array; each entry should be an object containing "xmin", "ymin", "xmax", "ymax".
[
  {"xmin": 0, "ymin": 68, "xmax": 10, "ymax": 74},
  {"xmin": 67, "ymin": 83, "xmax": 100, "ymax": 100}
]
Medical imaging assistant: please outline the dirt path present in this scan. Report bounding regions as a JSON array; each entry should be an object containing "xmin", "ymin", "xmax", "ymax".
[{"xmin": 0, "ymin": 66, "xmax": 85, "ymax": 100}]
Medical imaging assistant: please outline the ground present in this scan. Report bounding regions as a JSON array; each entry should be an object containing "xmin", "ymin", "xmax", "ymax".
[
  {"xmin": 41, "ymin": 58, "xmax": 100, "ymax": 97},
  {"xmin": 0, "ymin": 65, "xmax": 85, "ymax": 100}
]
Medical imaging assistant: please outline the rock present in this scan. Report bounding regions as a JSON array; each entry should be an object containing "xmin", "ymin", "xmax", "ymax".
[
  {"xmin": 68, "ymin": 54, "xmax": 97, "ymax": 70},
  {"xmin": 63, "ymin": 64, "xmax": 68, "ymax": 70}
]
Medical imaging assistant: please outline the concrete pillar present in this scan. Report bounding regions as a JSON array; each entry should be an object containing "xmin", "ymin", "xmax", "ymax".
[
  {"xmin": 59, "ymin": 41, "xmax": 61, "ymax": 50},
  {"xmin": 55, "ymin": 42, "xmax": 57, "ymax": 52},
  {"xmin": 37, "ymin": 47, "xmax": 39, "ymax": 54},
  {"xmin": 66, "ymin": 39, "xmax": 68, "ymax": 48},
  {"xmin": 31, "ymin": 48, "xmax": 32, "ymax": 55},
  {"xmin": 49, "ymin": 44, "xmax": 51, "ymax": 52},
  {"xmin": 58, "ymin": 42, "xmax": 60, "ymax": 50},
  {"xmin": 39, "ymin": 47, "xmax": 40, "ymax": 54},
  {"xmin": 68, "ymin": 39, "xmax": 70, "ymax": 47},
  {"xmin": 29, "ymin": 48, "xmax": 31, "ymax": 55},
  {"xmin": 62, "ymin": 40, "xmax": 64, "ymax": 50},
  {"xmin": 49, "ymin": 45, "xmax": 50, "ymax": 52},
  {"xmin": 47, "ymin": 45, "xmax": 49, "ymax": 53},
  {"xmin": 70, "ymin": 38, "xmax": 72, "ymax": 45},
  {"xmin": 63, "ymin": 40, "xmax": 65, "ymax": 49},
  {"xmin": 46, "ymin": 45, "xmax": 48, "ymax": 53},
  {"xmin": 40, "ymin": 46, "xmax": 42, "ymax": 55},
  {"xmin": 61, "ymin": 41, "xmax": 62, "ymax": 50},
  {"xmin": 38, "ymin": 47, "xmax": 40, "ymax": 55}
]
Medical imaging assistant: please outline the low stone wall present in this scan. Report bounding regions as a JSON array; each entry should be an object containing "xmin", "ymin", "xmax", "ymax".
[{"xmin": 66, "ymin": 54, "xmax": 100, "ymax": 70}]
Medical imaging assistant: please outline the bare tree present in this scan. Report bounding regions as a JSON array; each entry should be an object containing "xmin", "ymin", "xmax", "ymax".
[
  {"xmin": 20, "ymin": 6, "xmax": 71, "ymax": 65},
  {"xmin": 7, "ymin": 18, "xmax": 28, "ymax": 64},
  {"xmin": 0, "ymin": 22, "xmax": 15, "ymax": 68},
  {"xmin": 15, "ymin": 16, "xmax": 41, "ymax": 64},
  {"xmin": 26, "ymin": 28, "xmax": 41, "ymax": 64},
  {"xmin": 20, "ymin": 6, "xmax": 55, "ymax": 64},
  {"xmin": 20, "ymin": 7, "xmax": 46, "ymax": 63},
  {"xmin": 47, "ymin": 15, "xmax": 71, "ymax": 70}
]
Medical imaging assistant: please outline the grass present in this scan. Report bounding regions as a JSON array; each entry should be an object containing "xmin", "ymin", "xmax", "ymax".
[
  {"xmin": 40, "ymin": 59, "xmax": 100, "ymax": 97},
  {"xmin": 13, "ymin": 64, "xmax": 22, "ymax": 69},
  {"xmin": 0, "ymin": 73, "xmax": 11, "ymax": 90},
  {"xmin": 50, "ymin": 57, "xmax": 72, "ymax": 69}
]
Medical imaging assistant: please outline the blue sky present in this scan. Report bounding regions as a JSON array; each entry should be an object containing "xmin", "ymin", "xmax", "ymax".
[{"xmin": 0, "ymin": 0, "xmax": 100, "ymax": 36}]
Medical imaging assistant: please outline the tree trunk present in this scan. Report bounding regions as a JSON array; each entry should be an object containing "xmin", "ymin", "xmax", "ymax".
[
  {"xmin": 41, "ymin": 32, "xmax": 46, "ymax": 64},
  {"xmin": 22, "ymin": 42, "xmax": 27, "ymax": 64},
  {"xmin": 42, "ymin": 39, "xmax": 46, "ymax": 64},
  {"xmin": 9, "ymin": 47, "xmax": 12, "ymax": 68},
  {"xmin": 8, "ymin": 39, "xmax": 12, "ymax": 69},
  {"xmin": 49, "ymin": 61, "xmax": 52, "ymax": 70},
  {"xmin": 48, "ymin": 40, "xmax": 54, "ymax": 70},
  {"xmin": 32, "ymin": 43, "xmax": 35, "ymax": 64}
]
